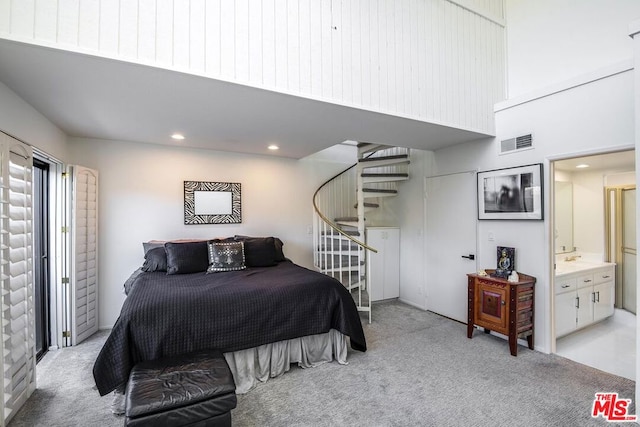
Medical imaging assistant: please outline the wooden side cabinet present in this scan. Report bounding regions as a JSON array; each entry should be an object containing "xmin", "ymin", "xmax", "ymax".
[{"xmin": 467, "ymin": 270, "xmax": 536, "ymax": 356}]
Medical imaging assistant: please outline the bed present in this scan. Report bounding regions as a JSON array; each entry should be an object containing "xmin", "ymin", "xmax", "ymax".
[{"xmin": 92, "ymin": 237, "xmax": 367, "ymax": 397}]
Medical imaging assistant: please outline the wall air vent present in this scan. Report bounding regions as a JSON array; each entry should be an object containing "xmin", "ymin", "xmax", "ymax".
[{"xmin": 499, "ymin": 134, "xmax": 533, "ymax": 155}]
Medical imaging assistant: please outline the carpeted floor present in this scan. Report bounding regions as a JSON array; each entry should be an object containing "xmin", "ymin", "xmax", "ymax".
[{"xmin": 9, "ymin": 300, "xmax": 636, "ymax": 426}]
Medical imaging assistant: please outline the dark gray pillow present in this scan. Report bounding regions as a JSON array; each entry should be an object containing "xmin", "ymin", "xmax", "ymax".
[
  {"xmin": 165, "ymin": 241, "xmax": 209, "ymax": 275},
  {"xmin": 234, "ymin": 235, "xmax": 286, "ymax": 263},
  {"xmin": 142, "ymin": 241, "xmax": 165, "ymax": 255},
  {"xmin": 142, "ymin": 247, "xmax": 167, "ymax": 272},
  {"xmin": 239, "ymin": 237, "xmax": 278, "ymax": 267},
  {"xmin": 273, "ymin": 237, "xmax": 286, "ymax": 262},
  {"xmin": 207, "ymin": 241, "xmax": 246, "ymax": 273}
]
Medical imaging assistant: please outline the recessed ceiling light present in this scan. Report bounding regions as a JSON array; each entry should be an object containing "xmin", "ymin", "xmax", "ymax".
[
  {"xmin": 268, "ymin": 144, "xmax": 279, "ymax": 150},
  {"xmin": 171, "ymin": 133, "xmax": 185, "ymax": 140},
  {"xmin": 576, "ymin": 164, "xmax": 590, "ymax": 169}
]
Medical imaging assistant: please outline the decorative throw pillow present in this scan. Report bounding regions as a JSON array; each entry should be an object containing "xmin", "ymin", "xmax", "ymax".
[
  {"xmin": 238, "ymin": 237, "xmax": 278, "ymax": 267},
  {"xmin": 207, "ymin": 241, "xmax": 246, "ymax": 273},
  {"xmin": 165, "ymin": 241, "xmax": 209, "ymax": 275},
  {"xmin": 234, "ymin": 235, "xmax": 286, "ymax": 263},
  {"xmin": 273, "ymin": 237, "xmax": 286, "ymax": 262},
  {"xmin": 142, "ymin": 241, "xmax": 165, "ymax": 255},
  {"xmin": 142, "ymin": 247, "xmax": 168, "ymax": 272}
]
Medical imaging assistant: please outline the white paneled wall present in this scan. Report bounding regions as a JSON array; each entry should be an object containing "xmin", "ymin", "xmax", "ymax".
[{"xmin": 0, "ymin": 0, "xmax": 505, "ymax": 134}]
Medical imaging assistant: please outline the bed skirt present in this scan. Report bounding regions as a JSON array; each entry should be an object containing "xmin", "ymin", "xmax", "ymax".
[
  {"xmin": 224, "ymin": 329, "xmax": 348, "ymax": 394},
  {"xmin": 111, "ymin": 329, "xmax": 347, "ymax": 414}
]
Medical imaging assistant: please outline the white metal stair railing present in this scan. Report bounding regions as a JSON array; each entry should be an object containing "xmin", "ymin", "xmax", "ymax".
[
  {"xmin": 313, "ymin": 163, "xmax": 376, "ymax": 324},
  {"xmin": 313, "ymin": 143, "xmax": 410, "ymax": 323}
]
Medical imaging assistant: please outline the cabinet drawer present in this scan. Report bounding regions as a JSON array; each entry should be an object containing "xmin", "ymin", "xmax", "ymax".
[
  {"xmin": 593, "ymin": 267, "xmax": 614, "ymax": 285},
  {"xmin": 555, "ymin": 277, "xmax": 576, "ymax": 294},
  {"xmin": 576, "ymin": 273, "xmax": 595, "ymax": 289}
]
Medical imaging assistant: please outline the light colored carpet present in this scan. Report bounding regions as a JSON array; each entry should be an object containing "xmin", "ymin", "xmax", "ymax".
[{"xmin": 9, "ymin": 300, "xmax": 636, "ymax": 426}]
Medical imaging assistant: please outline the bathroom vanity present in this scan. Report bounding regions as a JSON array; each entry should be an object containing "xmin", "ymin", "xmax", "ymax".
[{"xmin": 555, "ymin": 261, "xmax": 615, "ymax": 338}]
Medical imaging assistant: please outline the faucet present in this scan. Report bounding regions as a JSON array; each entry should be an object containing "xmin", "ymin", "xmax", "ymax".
[{"xmin": 564, "ymin": 255, "xmax": 582, "ymax": 262}]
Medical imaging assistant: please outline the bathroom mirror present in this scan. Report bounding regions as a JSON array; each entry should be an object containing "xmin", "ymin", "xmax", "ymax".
[{"xmin": 555, "ymin": 181, "xmax": 573, "ymax": 254}]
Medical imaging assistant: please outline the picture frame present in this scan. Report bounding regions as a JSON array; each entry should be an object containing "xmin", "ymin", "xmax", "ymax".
[
  {"xmin": 477, "ymin": 163, "xmax": 543, "ymax": 220},
  {"xmin": 184, "ymin": 181, "xmax": 242, "ymax": 224}
]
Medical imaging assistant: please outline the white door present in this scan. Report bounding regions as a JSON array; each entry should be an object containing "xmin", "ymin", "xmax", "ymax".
[
  {"xmin": 69, "ymin": 166, "xmax": 99, "ymax": 345},
  {"xmin": 425, "ymin": 171, "xmax": 477, "ymax": 322}
]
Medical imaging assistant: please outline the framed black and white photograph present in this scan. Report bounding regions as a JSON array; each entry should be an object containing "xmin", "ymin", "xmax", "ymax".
[
  {"xmin": 184, "ymin": 181, "xmax": 242, "ymax": 224},
  {"xmin": 477, "ymin": 164, "xmax": 543, "ymax": 220}
]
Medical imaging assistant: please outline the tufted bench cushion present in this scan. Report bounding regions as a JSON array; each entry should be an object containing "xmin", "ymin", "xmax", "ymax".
[{"xmin": 125, "ymin": 350, "xmax": 237, "ymax": 427}]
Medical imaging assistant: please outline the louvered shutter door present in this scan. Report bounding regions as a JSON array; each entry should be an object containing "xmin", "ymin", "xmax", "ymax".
[
  {"xmin": 0, "ymin": 134, "xmax": 35, "ymax": 425},
  {"xmin": 71, "ymin": 166, "xmax": 98, "ymax": 345}
]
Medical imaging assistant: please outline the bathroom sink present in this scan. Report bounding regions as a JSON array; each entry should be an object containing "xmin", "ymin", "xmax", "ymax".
[{"xmin": 555, "ymin": 261, "xmax": 609, "ymax": 276}]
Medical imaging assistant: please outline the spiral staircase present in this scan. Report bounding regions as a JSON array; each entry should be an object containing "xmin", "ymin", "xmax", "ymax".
[{"xmin": 313, "ymin": 143, "xmax": 410, "ymax": 322}]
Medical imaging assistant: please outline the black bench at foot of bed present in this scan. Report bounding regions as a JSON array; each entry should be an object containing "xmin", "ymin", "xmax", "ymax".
[{"xmin": 125, "ymin": 350, "xmax": 237, "ymax": 427}]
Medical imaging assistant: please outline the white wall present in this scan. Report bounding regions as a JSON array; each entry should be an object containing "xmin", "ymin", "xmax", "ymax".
[
  {"xmin": 423, "ymin": 68, "xmax": 635, "ymax": 353},
  {"xmin": 0, "ymin": 80, "xmax": 67, "ymax": 160},
  {"xmin": 68, "ymin": 137, "xmax": 351, "ymax": 328},
  {"xmin": 505, "ymin": 0, "xmax": 640, "ymax": 98},
  {"xmin": 629, "ymin": 18, "xmax": 640, "ymax": 411},
  {"xmin": 0, "ymin": 0, "xmax": 505, "ymax": 136},
  {"xmin": 394, "ymin": 149, "xmax": 434, "ymax": 308}
]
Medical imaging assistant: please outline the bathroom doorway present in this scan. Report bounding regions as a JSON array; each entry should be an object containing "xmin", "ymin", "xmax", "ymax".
[{"xmin": 553, "ymin": 149, "xmax": 636, "ymax": 380}]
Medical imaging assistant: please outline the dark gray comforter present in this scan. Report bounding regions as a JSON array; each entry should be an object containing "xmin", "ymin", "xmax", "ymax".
[{"xmin": 93, "ymin": 261, "xmax": 366, "ymax": 396}]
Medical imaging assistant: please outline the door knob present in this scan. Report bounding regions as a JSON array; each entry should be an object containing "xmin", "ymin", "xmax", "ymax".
[{"xmin": 461, "ymin": 254, "xmax": 475, "ymax": 260}]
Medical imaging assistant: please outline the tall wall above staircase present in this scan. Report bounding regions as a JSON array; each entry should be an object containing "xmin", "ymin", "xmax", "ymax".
[{"xmin": 0, "ymin": 0, "xmax": 505, "ymax": 135}]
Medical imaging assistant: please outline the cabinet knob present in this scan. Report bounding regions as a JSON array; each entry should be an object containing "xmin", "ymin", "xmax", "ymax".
[
  {"xmin": 602, "ymin": 275, "xmax": 610, "ymax": 279},
  {"xmin": 583, "ymin": 279, "xmax": 592, "ymax": 283},
  {"xmin": 561, "ymin": 284, "xmax": 570, "ymax": 288},
  {"xmin": 501, "ymin": 300, "xmax": 505, "ymax": 306}
]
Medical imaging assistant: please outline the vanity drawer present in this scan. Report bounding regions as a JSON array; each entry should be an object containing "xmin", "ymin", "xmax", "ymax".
[
  {"xmin": 576, "ymin": 273, "xmax": 595, "ymax": 289},
  {"xmin": 555, "ymin": 277, "xmax": 576, "ymax": 294},
  {"xmin": 593, "ymin": 267, "xmax": 615, "ymax": 284}
]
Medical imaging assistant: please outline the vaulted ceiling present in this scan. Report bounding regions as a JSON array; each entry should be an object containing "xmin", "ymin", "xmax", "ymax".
[{"xmin": 0, "ymin": 38, "xmax": 490, "ymax": 159}]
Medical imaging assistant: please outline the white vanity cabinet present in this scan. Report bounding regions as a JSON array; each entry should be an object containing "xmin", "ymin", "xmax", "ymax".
[
  {"xmin": 555, "ymin": 264, "xmax": 615, "ymax": 338},
  {"xmin": 592, "ymin": 270, "xmax": 615, "ymax": 322},
  {"xmin": 555, "ymin": 277, "xmax": 578, "ymax": 337},
  {"xmin": 367, "ymin": 227, "xmax": 400, "ymax": 302}
]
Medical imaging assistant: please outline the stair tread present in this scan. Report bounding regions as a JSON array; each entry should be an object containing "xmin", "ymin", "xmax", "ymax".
[
  {"xmin": 362, "ymin": 188, "xmax": 398, "ymax": 193},
  {"xmin": 321, "ymin": 230, "xmax": 361, "ymax": 236},
  {"xmin": 359, "ymin": 154, "xmax": 408, "ymax": 162},
  {"xmin": 334, "ymin": 216, "xmax": 359, "ymax": 222},
  {"xmin": 354, "ymin": 202, "xmax": 379, "ymax": 208},
  {"xmin": 361, "ymin": 173, "xmax": 409, "ymax": 177}
]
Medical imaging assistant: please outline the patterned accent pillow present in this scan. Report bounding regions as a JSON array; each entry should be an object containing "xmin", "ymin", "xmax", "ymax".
[{"xmin": 207, "ymin": 241, "xmax": 246, "ymax": 273}]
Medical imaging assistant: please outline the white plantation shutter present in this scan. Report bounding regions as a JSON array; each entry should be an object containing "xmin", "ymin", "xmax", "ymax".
[
  {"xmin": 70, "ymin": 166, "xmax": 98, "ymax": 345},
  {"xmin": 0, "ymin": 134, "xmax": 35, "ymax": 426}
]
